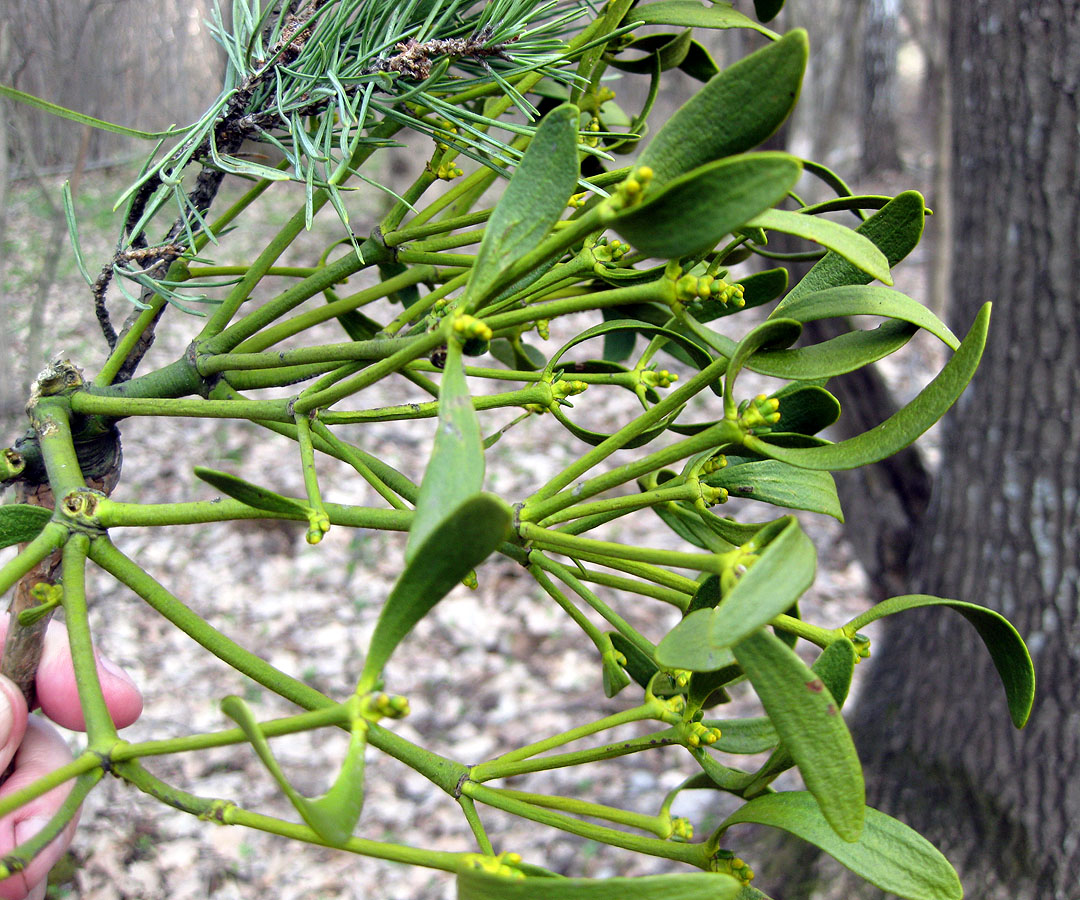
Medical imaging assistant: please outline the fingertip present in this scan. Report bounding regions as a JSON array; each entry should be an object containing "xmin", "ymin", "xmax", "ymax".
[{"xmin": 0, "ymin": 677, "xmax": 29, "ymax": 768}]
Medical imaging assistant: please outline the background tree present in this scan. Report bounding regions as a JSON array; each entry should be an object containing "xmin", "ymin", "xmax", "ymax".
[{"xmin": 762, "ymin": 3, "xmax": 1079, "ymax": 898}]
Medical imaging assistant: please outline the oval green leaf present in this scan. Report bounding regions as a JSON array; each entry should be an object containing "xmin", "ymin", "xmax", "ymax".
[
  {"xmin": 465, "ymin": 104, "xmax": 580, "ymax": 307},
  {"xmin": 405, "ymin": 339, "xmax": 485, "ymax": 563},
  {"xmin": 638, "ymin": 29, "xmax": 807, "ymax": 184},
  {"xmin": 628, "ymin": 1, "xmax": 779, "ymax": 39},
  {"xmin": 731, "ymin": 631, "xmax": 864, "ymax": 840},
  {"xmin": 0, "ymin": 504, "xmax": 54, "ymax": 550},
  {"xmin": 707, "ymin": 459, "xmax": 843, "ymax": 520},
  {"xmin": 775, "ymin": 285, "xmax": 959, "ymax": 350},
  {"xmin": 744, "ymin": 303, "xmax": 990, "ymax": 470},
  {"xmin": 193, "ymin": 467, "xmax": 309, "ymax": 518},
  {"xmin": 749, "ymin": 209, "xmax": 893, "ymax": 285},
  {"xmin": 720, "ymin": 792, "xmax": 962, "ymax": 900},
  {"xmin": 777, "ymin": 191, "xmax": 927, "ymax": 308},
  {"xmin": 656, "ymin": 516, "xmax": 816, "ymax": 669},
  {"xmin": 222, "ymin": 695, "xmax": 367, "ymax": 846},
  {"xmin": 845, "ymin": 594, "xmax": 1034, "ymax": 728},
  {"xmin": 360, "ymin": 493, "xmax": 513, "ymax": 692},
  {"xmin": 610, "ymin": 153, "xmax": 802, "ymax": 258}
]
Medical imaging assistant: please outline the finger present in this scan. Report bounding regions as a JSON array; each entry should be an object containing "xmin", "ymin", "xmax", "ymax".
[
  {"xmin": 0, "ymin": 618, "xmax": 142, "ymax": 731},
  {"xmin": 0, "ymin": 719, "xmax": 78, "ymax": 900},
  {"xmin": 0, "ymin": 678, "xmax": 28, "ymax": 780}
]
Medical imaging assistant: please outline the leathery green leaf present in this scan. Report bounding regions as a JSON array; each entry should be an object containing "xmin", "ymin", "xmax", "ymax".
[
  {"xmin": 846, "ymin": 594, "xmax": 1034, "ymax": 728},
  {"xmin": 753, "ymin": 0, "xmax": 785, "ymax": 22},
  {"xmin": 707, "ymin": 459, "xmax": 843, "ymax": 520},
  {"xmin": 0, "ymin": 505, "xmax": 54, "ymax": 550},
  {"xmin": 609, "ymin": 153, "xmax": 802, "ymax": 258},
  {"xmin": 360, "ymin": 493, "xmax": 512, "ymax": 691},
  {"xmin": 723, "ymin": 317, "xmax": 802, "ymax": 410},
  {"xmin": 742, "ymin": 639, "xmax": 858, "ymax": 792},
  {"xmin": 637, "ymin": 29, "xmax": 807, "ymax": 184},
  {"xmin": 748, "ymin": 321, "xmax": 916, "ymax": 380},
  {"xmin": 222, "ymin": 695, "xmax": 367, "ymax": 846},
  {"xmin": 457, "ymin": 868, "xmax": 743, "ymax": 899},
  {"xmin": 777, "ymin": 191, "xmax": 927, "ymax": 309},
  {"xmin": 775, "ymin": 285, "xmax": 959, "ymax": 350},
  {"xmin": 732, "ymin": 631, "xmax": 864, "ymax": 840},
  {"xmin": 744, "ymin": 304, "xmax": 991, "ymax": 470},
  {"xmin": 406, "ymin": 340, "xmax": 485, "ymax": 562},
  {"xmin": 465, "ymin": 104, "xmax": 579, "ymax": 307},
  {"xmin": 627, "ymin": 1, "xmax": 780, "ymax": 40},
  {"xmin": 656, "ymin": 516, "xmax": 816, "ymax": 669},
  {"xmin": 194, "ymin": 467, "xmax": 310, "ymax": 518},
  {"xmin": 749, "ymin": 209, "xmax": 892, "ymax": 285},
  {"xmin": 720, "ymin": 792, "xmax": 962, "ymax": 900}
]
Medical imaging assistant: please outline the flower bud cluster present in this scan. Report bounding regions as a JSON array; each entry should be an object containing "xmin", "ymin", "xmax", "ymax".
[
  {"xmin": 614, "ymin": 165, "xmax": 654, "ymax": 210},
  {"xmin": 641, "ymin": 367, "xmax": 677, "ymax": 389},
  {"xmin": 683, "ymin": 720, "xmax": 722, "ymax": 748},
  {"xmin": 435, "ymin": 160, "xmax": 464, "ymax": 180},
  {"xmin": 460, "ymin": 852, "xmax": 525, "ymax": 879},
  {"xmin": 670, "ymin": 817, "xmax": 694, "ymax": 841},
  {"xmin": 585, "ymin": 117, "xmax": 602, "ymax": 148},
  {"xmin": 453, "ymin": 314, "xmax": 493, "ymax": 342},
  {"xmin": 675, "ymin": 274, "xmax": 746, "ymax": 309},
  {"xmin": 738, "ymin": 394, "xmax": 781, "ymax": 431},
  {"xmin": 592, "ymin": 236, "xmax": 629, "ymax": 266},
  {"xmin": 711, "ymin": 850, "xmax": 755, "ymax": 885}
]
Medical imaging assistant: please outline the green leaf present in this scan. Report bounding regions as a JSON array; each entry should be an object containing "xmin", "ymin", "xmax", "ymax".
[
  {"xmin": 846, "ymin": 594, "xmax": 1035, "ymax": 728},
  {"xmin": 752, "ymin": 0, "xmax": 785, "ymax": 22},
  {"xmin": 774, "ymin": 285, "xmax": 959, "ymax": 350},
  {"xmin": 0, "ymin": 505, "xmax": 54, "ymax": 550},
  {"xmin": 744, "ymin": 303, "xmax": 991, "ymax": 470},
  {"xmin": 742, "ymin": 639, "xmax": 859, "ymax": 792},
  {"xmin": 679, "ymin": 40, "xmax": 720, "ymax": 82},
  {"xmin": 748, "ymin": 320, "xmax": 917, "ymax": 380},
  {"xmin": 638, "ymin": 29, "xmax": 808, "ymax": 184},
  {"xmin": 406, "ymin": 340, "xmax": 485, "ymax": 562},
  {"xmin": 360, "ymin": 494, "xmax": 512, "ymax": 691},
  {"xmin": 768, "ymin": 384, "xmax": 840, "ymax": 435},
  {"xmin": 656, "ymin": 517, "xmax": 816, "ymax": 669},
  {"xmin": 720, "ymin": 792, "xmax": 962, "ymax": 900},
  {"xmin": 465, "ymin": 104, "xmax": 579, "ymax": 307},
  {"xmin": 608, "ymin": 631, "xmax": 660, "ymax": 689},
  {"xmin": 708, "ymin": 717, "xmax": 778, "ymax": 754},
  {"xmin": 777, "ymin": 191, "xmax": 927, "ymax": 308},
  {"xmin": 707, "ymin": 459, "xmax": 843, "ymax": 520},
  {"xmin": 607, "ymin": 31, "xmax": 694, "ymax": 74},
  {"xmin": 749, "ymin": 209, "xmax": 893, "ymax": 285},
  {"xmin": 723, "ymin": 317, "xmax": 803, "ymax": 405},
  {"xmin": 732, "ymin": 631, "xmax": 864, "ymax": 840},
  {"xmin": 457, "ymin": 869, "xmax": 743, "ymax": 900},
  {"xmin": 193, "ymin": 467, "xmax": 309, "ymax": 518},
  {"xmin": 627, "ymin": 1, "xmax": 779, "ymax": 39},
  {"xmin": 221, "ymin": 695, "xmax": 367, "ymax": 846},
  {"xmin": 610, "ymin": 153, "xmax": 802, "ymax": 258}
]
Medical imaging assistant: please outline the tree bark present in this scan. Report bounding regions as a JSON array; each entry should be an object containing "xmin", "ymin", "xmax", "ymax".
[
  {"xmin": 860, "ymin": 0, "xmax": 903, "ymax": 174},
  {"xmin": 849, "ymin": 3, "xmax": 1080, "ymax": 898}
]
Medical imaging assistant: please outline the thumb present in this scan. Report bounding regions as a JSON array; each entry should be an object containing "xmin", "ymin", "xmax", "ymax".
[{"xmin": 0, "ymin": 678, "xmax": 29, "ymax": 778}]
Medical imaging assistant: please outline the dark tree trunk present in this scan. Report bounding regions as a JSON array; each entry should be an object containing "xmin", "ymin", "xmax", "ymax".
[{"xmin": 851, "ymin": 3, "xmax": 1080, "ymax": 898}]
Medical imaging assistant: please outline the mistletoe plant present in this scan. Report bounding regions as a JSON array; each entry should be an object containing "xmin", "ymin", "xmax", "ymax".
[{"xmin": 0, "ymin": 0, "xmax": 1034, "ymax": 897}]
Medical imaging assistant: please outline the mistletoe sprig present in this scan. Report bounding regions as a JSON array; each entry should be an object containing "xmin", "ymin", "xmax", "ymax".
[{"xmin": 0, "ymin": 2, "xmax": 1033, "ymax": 898}]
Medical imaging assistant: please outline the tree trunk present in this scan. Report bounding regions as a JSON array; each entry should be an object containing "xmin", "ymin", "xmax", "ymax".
[
  {"xmin": 860, "ymin": 0, "xmax": 903, "ymax": 174},
  {"xmin": 851, "ymin": 3, "xmax": 1080, "ymax": 898}
]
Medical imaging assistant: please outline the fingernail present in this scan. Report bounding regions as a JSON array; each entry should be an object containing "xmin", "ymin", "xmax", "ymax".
[
  {"xmin": 98, "ymin": 653, "xmax": 137, "ymax": 687},
  {"xmin": 15, "ymin": 816, "xmax": 50, "ymax": 846}
]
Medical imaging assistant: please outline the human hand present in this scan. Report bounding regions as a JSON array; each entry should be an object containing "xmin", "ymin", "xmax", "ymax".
[{"xmin": 0, "ymin": 619, "xmax": 142, "ymax": 900}]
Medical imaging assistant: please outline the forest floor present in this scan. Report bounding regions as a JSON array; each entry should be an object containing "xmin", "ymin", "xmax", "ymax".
[{"xmin": 0, "ymin": 148, "xmax": 943, "ymax": 900}]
